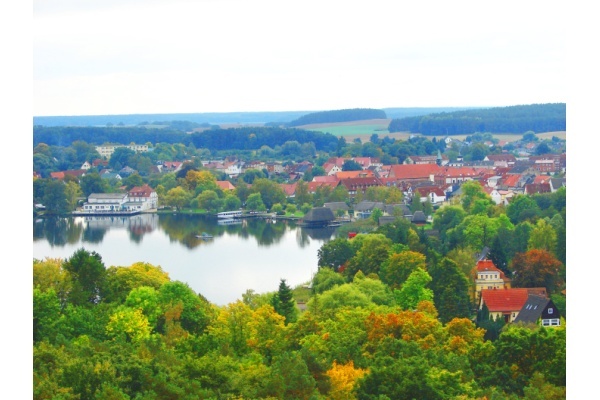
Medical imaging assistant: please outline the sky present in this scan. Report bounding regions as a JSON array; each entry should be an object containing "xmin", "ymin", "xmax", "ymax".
[{"xmin": 32, "ymin": 0, "xmax": 567, "ymax": 117}]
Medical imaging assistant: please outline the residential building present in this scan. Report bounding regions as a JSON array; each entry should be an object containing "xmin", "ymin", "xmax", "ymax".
[
  {"xmin": 479, "ymin": 287, "xmax": 547, "ymax": 323},
  {"xmin": 127, "ymin": 184, "xmax": 158, "ymax": 211},
  {"xmin": 95, "ymin": 144, "xmax": 149, "ymax": 159},
  {"xmin": 474, "ymin": 259, "xmax": 511, "ymax": 301},
  {"xmin": 81, "ymin": 193, "xmax": 129, "ymax": 213},
  {"xmin": 513, "ymin": 294, "xmax": 562, "ymax": 327}
]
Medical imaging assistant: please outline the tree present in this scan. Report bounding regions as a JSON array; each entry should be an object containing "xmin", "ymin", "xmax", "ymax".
[
  {"xmin": 428, "ymin": 257, "xmax": 471, "ymax": 323},
  {"xmin": 371, "ymin": 208, "xmax": 383, "ymax": 225},
  {"xmin": 195, "ymin": 189, "xmax": 223, "ymax": 213},
  {"xmin": 506, "ymin": 195, "xmax": 541, "ymax": 224},
  {"xmin": 326, "ymin": 360, "xmax": 367, "ymax": 400},
  {"xmin": 342, "ymin": 159, "xmax": 363, "ymax": 171},
  {"xmin": 105, "ymin": 306, "xmax": 151, "ymax": 342},
  {"xmin": 460, "ymin": 180, "xmax": 493, "ymax": 213},
  {"xmin": 410, "ymin": 191, "xmax": 423, "ymax": 213},
  {"xmin": 395, "ymin": 268, "xmax": 434, "ymax": 310},
  {"xmin": 344, "ymin": 234, "xmax": 392, "ymax": 278},
  {"xmin": 528, "ymin": 218, "xmax": 557, "ymax": 253},
  {"xmin": 294, "ymin": 180, "xmax": 312, "ymax": 207},
  {"xmin": 223, "ymin": 194, "xmax": 242, "ymax": 211},
  {"xmin": 64, "ymin": 181, "xmax": 82, "ymax": 211},
  {"xmin": 317, "ymin": 238, "xmax": 355, "ymax": 271},
  {"xmin": 62, "ymin": 248, "xmax": 107, "ymax": 307},
  {"xmin": 163, "ymin": 187, "xmax": 192, "ymax": 210},
  {"xmin": 380, "ymin": 250, "xmax": 427, "ymax": 289},
  {"xmin": 250, "ymin": 178, "xmax": 286, "ymax": 210},
  {"xmin": 43, "ymin": 180, "xmax": 69, "ymax": 214},
  {"xmin": 245, "ymin": 192, "xmax": 266, "ymax": 212},
  {"xmin": 271, "ymin": 279, "xmax": 297, "ymax": 324},
  {"xmin": 80, "ymin": 172, "xmax": 108, "ymax": 197},
  {"xmin": 108, "ymin": 147, "xmax": 136, "ymax": 169},
  {"xmin": 512, "ymin": 249, "xmax": 564, "ymax": 294}
]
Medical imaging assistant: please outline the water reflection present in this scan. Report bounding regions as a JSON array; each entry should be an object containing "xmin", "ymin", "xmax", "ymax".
[{"xmin": 33, "ymin": 214, "xmax": 339, "ymax": 249}]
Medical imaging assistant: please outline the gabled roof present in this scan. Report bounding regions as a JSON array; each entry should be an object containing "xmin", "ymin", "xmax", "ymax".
[
  {"xmin": 128, "ymin": 184, "xmax": 154, "ymax": 197},
  {"xmin": 513, "ymin": 294, "xmax": 553, "ymax": 324},
  {"xmin": 338, "ymin": 177, "xmax": 382, "ymax": 190},
  {"xmin": 388, "ymin": 164, "xmax": 442, "ymax": 180},
  {"xmin": 307, "ymin": 181, "xmax": 338, "ymax": 193},
  {"xmin": 279, "ymin": 183, "xmax": 297, "ymax": 196},
  {"xmin": 411, "ymin": 211, "xmax": 427, "ymax": 223},
  {"xmin": 480, "ymin": 288, "xmax": 530, "ymax": 312},
  {"xmin": 302, "ymin": 207, "xmax": 335, "ymax": 223},
  {"xmin": 354, "ymin": 200, "xmax": 385, "ymax": 212},
  {"xmin": 313, "ymin": 175, "xmax": 341, "ymax": 183},
  {"xmin": 476, "ymin": 259, "xmax": 509, "ymax": 280},
  {"xmin": 486, "ymin": 154, "xmax": 517, "ymax": 162},
  {"xmin": 216, "ymin": 181, "xmax": 236, "ymax": 191},
  {"xmin": 323, "ymin": 201, "xmax": 349, "ymax": 211},
  {"xmin": 501, "ymin": 174, "xmax": 521, "ymax": 187},
  {"xmin": 335, "ymin": 170, "xmax": 375, "ymax": 179}
]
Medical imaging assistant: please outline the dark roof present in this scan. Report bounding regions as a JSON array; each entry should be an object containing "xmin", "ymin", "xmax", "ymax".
[
  {"xmin": 354, "ymin": 201, "xmax": 385, "ymax": 212},
  {"xmin": 323, "ymin": 202, "xmax": 349, "ymax": 212},
  {"xmin": 383, "ymin": 204, "xmax": 411, "ymax": 216},
  {"xmin": 411, "ymin": 211, "xmax": 427, "ymax": 223},
  {"xmin": 302, "ymin": 207, "xmax": 335, "ymax": 223},
  {"xmin": 513, "ymin": 295, "xmax": 553, "ymax": 324}
]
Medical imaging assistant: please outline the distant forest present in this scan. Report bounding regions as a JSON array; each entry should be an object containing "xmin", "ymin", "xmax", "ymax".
[
  {"xmin": 388, "ymin": 103, "xmax": 566, "ymax": 135},
  {"xmin": 33, "ymin": 126, "xmax": 339, "ymax": 152},
  {"xmin": 287, "ymin": 108, "xmax": 387, "ymax": 127}
]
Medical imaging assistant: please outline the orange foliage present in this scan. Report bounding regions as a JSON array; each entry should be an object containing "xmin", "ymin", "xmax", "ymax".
[{"xmin": 325, "ymin": 360, "xmax": 367, "ymax": 400}]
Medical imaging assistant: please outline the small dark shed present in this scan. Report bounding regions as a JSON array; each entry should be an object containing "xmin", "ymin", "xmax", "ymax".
[{"xmin": 301, "ymin": 207, "xmax": 335, "ymax": 227}]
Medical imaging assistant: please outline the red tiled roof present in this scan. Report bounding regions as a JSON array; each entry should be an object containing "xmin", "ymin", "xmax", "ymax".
[
  {"xmin": 128, "ymin": 184, "xmax": 154, "ymax": 198},
  {"xmin": 313, "ymin": 175, "xmax": 341, "ymax": 184},
  {"xmin": 525, "ymin": 183, "xmax": 551, "ymax": 194},
  {"xmin": 501, "ymin": 175, "xmax": 521, "ymax": 187},
  {"xmin": 307, "ymin": 181, "xmax": 338, "ymax": 193},
  {"xmin": 338, "ymin": 177, "xmax": 382, "ymax": 190},
  {"xmin": 279, "ymin": 183, "xmax": 297, "ymax": 196},
  {"xmin": 388, "ymin": 164, "xmax": 442, "ymax": 180},
  {"xmin": 532, "ymin": 175, "xmax": 551, "ymax": 184},
  {"xmin": 216, "ymin": 181, "xmax": 236, "ymax": 191},
  {"xmin": 335, "ymin": 170, "xmax": 375, "ymax": 179},
  {"xmin": 481, "ymin": 288, "xmax": 530, "ymax": 312}
]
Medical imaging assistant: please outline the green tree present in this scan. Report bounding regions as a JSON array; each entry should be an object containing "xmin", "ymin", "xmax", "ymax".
[
  {"xmin": 410, "ymin": 191, "xmax": 424, "ymax": 213},
  {"xmin": 317, "ymin": 237, "xmax": 356, "ymax": 271},
  {"xmin": 251, "ymin": 178, "xmax": 286, "ymax": 210},
  {"xmin": 342, "ymin": 159, "xmax": 363, "ymax": 171},
  {"xmin": 380, "ymin": 250, "xmax": 427, "ymax": 289},
  {"xmin": 80, "ymin": 172, "xmax": 108, "ymax": 197},
  {"xmin": 64, "ymin": 181, "xmax": 82, "ymax": 211},
  {"xmin": 62, "ymin": 248, "xmax": 107, "ymax": 307},
  {"xmin": 371, "ymin": 208, "xmax": 383, "ymax": 225},
  {"xmin": 195, "ymin": 189, "xmax": 224, "ymax": 213},
  {"xmin": 271, "ymin": 279, "xmax": 298, "ymax": 324},
  {"xmin": 43, "ymin": 180, "xmax": 69, "ymax": 214},
  {"xmin": 108, "ymin": 147, "xmax": 136, "ymax": 169},
  {"xmin": 246, "ymin": 192, "xmax": 266, "ymax": 212},
  {"xmin": 394, "ymin": 268, "xmax": 434, "ymax": 310},
  {"xmin": 528, "ymin": 219, "xmax": 557, "ymax": 253},
  {"xmin": 507, "ymin": 195, "xmax": 541, "ymax": 224},
  {"xmin": 344, "ymin": 234, "xmax": 392, "ymax": 278},
  {"xmin": 294, "ymin": 180, "xmax": 312, "ymax": 206},
  {"xmin": 428, "ymin": 257, "xmax": 472, "ymax": 323}
]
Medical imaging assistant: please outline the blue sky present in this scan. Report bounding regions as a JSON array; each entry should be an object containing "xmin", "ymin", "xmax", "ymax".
[{"xmin": 33, "ymin": 0, "xmax": 566, "ymax": 116}]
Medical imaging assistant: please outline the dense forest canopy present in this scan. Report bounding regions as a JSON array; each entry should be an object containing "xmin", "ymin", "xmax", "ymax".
[
  {"xmin": 33, "ymin": 126, "xmax": 339, "ymax": 152},
  {"xmin": 388, "ymin": 103, "xmax": 566, "ymax": 135},
  {"xmin": 288, "ymin": 108, "xmax": 387, "ymax": 127}
]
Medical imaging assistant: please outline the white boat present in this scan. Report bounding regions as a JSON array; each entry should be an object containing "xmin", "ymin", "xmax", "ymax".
[
  {"xmin": 196, "ymin": 232, "xmax": 213, "ymax": 240},
  {"xmin": 217, "ymin": 210, "xmax": 243, "ymax": 219}
]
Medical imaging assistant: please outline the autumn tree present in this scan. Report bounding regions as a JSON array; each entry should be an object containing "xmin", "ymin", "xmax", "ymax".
[
  {"xmin": 511, "ymin": 249, "xmax": 564, "ymax": 294},
  {"xmin": 326, "ymin": 360, "xmax": 367, "ymax": 400},
  {"xmin": 163, "ymin": 187, "xmax": 192, "ymax": 210}
]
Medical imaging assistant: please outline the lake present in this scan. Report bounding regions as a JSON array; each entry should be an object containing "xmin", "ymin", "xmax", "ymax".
[{"xmin": 33, "ymin": 214, "xmax": 339, "ymax": 305}]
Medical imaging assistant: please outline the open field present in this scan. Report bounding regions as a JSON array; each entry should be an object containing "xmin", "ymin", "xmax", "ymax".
[{"xmin": 298, "ymin": 119, "xmax": 391, "ymax": 137}]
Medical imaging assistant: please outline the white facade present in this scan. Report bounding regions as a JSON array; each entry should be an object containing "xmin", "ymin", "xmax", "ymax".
[
  {"xmin": 95, "ymin": 144, "xmax": 149, "ymax": 159},
  {"xmin": 82, "ymin": 193, "xmax": 128, "ymax": 212}
]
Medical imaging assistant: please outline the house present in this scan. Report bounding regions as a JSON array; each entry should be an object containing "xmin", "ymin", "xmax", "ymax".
[
  {"xmin": 524, "ymin": 183, "xmax": 551, "ymax": 195},
  {"xmin": 433, "ymin": 167, "xmax": 488, "ymax": 185},
  {"xmin": 387, "ymin": 164, "xmax": 442, "ymax": 182},
  {"xmin": 95, "ymin": 144, "xmax": 149, "ymax": 159},
  {"xmin": 413, "ymin": 186, "xmax": 446, "ymax": 205},
  {"xmin": 479, "ymin": 288, "xmax": 548, "ymax": 323},
  {"xmin": 50, "ymin": 169, "xmax": 87, "ymax": 180},
  {"xmin": 127, "ymin": 184, "xmax": 158, "ymax": 211},
  {"xmin": 338, "ymin": 177, "xmax": 382, "ymax": 198},
  {"xmin": 279, "ymin": 183, "xmax": 297, "ymax": 198},
  {"xmin": 334, "ymin": 170, "xmax": 376, "ymax": 179},
  {"xmin": 119, "ymin": 166, "xmax": 137, "ymax": 178},
  {"xmin": 101, "ymin": 172, "xmax": 122, "ymax": 181},
  {"xmin": 484, "ymin": 154, "xmax": 517, "ymax": 167},
  {"xmin": 513, "ymin": 294, "xmax": 561, "ymax": 327},
  {"xmin": 474, "ymin": 259, "xmax": 511, "ymax": 301},
  {"xmin": 323, "ymin": 201, "xmax": 349, "ymax": 216},
  {"xmin": 81, "ymin": 193, "xmax": 129, "ymax": 213},
  {"xmin": 354, "ymin": 200, "xmax": 385, "ymax": 218},
  {"xmin": 549, "ymin": 178, "xmax": 566, "ymax": 192},
  {"xmin": 216, "ymin": 181, "xmax": 236, "ymax": 191},
  {"xmin": 483, "ymin": 187, "xmax": 502, "ymax": 205},
  {"xmin": 323, "ymin": 162, "xmax": 342, "ymax": 176},
  {"xmin": 404, "ymin": 154, "xmax": 449, "ymax": 166},
  {"xmin": 80, "ymin": 161, "xmax": 92, "ymax": 170}
]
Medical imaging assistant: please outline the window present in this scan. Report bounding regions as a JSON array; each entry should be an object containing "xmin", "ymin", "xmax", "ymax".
[{"xmin": 548, "ymin": 308, "xmax": 553, "ymax": 314}]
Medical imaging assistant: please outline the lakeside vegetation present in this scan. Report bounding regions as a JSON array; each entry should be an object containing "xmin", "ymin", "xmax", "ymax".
[{"xmin": 33, "ymin": 103, "xmax": 567, "ymax": 398}]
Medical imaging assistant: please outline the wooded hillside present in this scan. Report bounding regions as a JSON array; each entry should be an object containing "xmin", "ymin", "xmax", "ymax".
[{"xmin": 388, "ymin": 103, "xmax": 566, "ymax": 135}]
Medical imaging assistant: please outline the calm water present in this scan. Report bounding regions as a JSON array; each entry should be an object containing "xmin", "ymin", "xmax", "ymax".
[{"xmin": 33, "ymin": 214, "xmax": 338, "ymax": 305}]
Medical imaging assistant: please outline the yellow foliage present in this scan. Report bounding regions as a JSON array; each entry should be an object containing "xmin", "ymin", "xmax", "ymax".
[{"xmin": 325, "ymin": 360, "xmax": 367, "ymax": 400}]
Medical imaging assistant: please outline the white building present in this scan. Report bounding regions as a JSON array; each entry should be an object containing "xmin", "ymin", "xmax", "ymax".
[
  {"xmin": 82, "ymin": 193, "xmax": 129, "ymax": 213},
  {"xmin": 126, "ymin": 185, "xmax": 158, "ymax": 211},
  {"xmin": 95, "ymin": 144, "xmax": 149, "ymax": 159}
]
